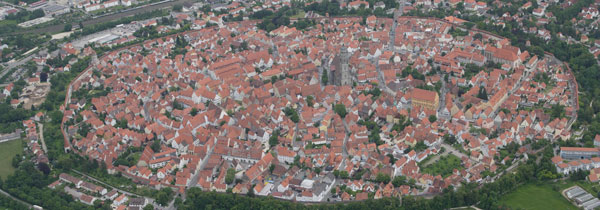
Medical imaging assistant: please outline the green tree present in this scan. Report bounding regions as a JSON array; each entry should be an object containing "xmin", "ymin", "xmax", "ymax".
[
  {"xmin": 477, "ymin": 87, "xmax": 488, "ymax": 100},
  {"xmin": 226, "ymin": 168, "xmax": 235, "ymax": 184},
  {"xmin": 443, "ymin": 134, "xmax": 457, "ymax": 145},
  {"xmin": 428, "ymin": 115, "xmax": 437, "ymax": 123},
  {"xmin": 392, "ymin": 175, "xmax": 407, "ymax": 187},
  {"xmin": 375, "ymin": 172, "xmax": 391, "ymax": 183},
  {"xmin": 283, "ymin": 107, "xmax": 299, "ymax": 123},
  {"xmin": 151, "ymin": 139, "xmax": 161, "ymax": 153},
  {"xmin": 64, "ymin": 23, "xmax": 72, "ymax": 32},
  {"xmin": 340, "ymin": 170, "xmax": 349, "ymax": 179},
  {"xmin": 306, "ymin": 95, "xmax": 314, "ymax": 107},
  {"xmin": 173, "ymin": 4, "xmax": 183, "ymax": 12},
  {"xmin": 414, "ymin": 141, "xmax": 428, "ymax": 152},
  {"xmin": 155, "ymin": 187, "xmax": 174, "ymax": 206},
  {"xmin": 269, "ymin": 129, "xmax": 280, "ymax": 147},
  {"xmin": 334, "ymin": 104, "xmax": 347, "ymax": 118}
]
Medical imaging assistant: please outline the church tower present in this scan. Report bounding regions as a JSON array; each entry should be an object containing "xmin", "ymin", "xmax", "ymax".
[{"xmin": 333, "ymin": 45, "xmax": 352, "ymax": 86}]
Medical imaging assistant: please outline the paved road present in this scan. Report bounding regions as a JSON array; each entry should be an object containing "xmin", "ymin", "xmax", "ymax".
[
  {"xmin": 0, "ymin": 48, "xmax": 48, "ymax": 87},
  {"xmin": 0, "ymin": 51, "xmax": 38, "ymax": 82},
  {"xmin": 0, "ymin": 188, "xmax": 33, "ymax": 208},
  {"xmin": 342, "ymin": 120, "xmax": 349, "ymax": 157},
  {"xmin": 0, "ymin": 1, "xmax": 26, "ymax": 10},
  {"xmin": 483, "ymin": 65, "xmax": 531, "ymax": 122},
  {"xmin": 420, "ymin": 144, "xmax": 451, "ymax": 167},
  {"xmin": 437, "ymin": 75, "xmax": 448, "ymax": 117},
  {"xmin": 38, "ymin": 123, "xmax": 48, "ymax": 153},
  {"xmin": 71, "ymin": 169, "xmax": 163, "ymax": 209},
  {"xmin": 187, "ymin": 141, "xmax": 214, "ymax": 189},
  {"xmin": 371, "ymin": 11, "xmax": 399, "ymax": 97}
]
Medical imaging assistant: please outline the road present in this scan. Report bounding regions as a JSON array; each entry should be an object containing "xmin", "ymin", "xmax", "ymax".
[
  {"xmin": 38, "ymin": 123, "xmax": 48, "ymax": 153},
  {"xmin": 187, "ymin": 141, "xmax": 214, "ymax": 189},
  {"xmin": 420, "ymin": 144, "xmax": 452, "ymax": 167},
  {"xmin": 371, "ymin": 10, "xmax": 400, "ymax": 97},
  {"xmin": 342, "ymin": 120, "xmax": 350, "ymax": 157},
  {"xmin": 0, "ymin": 1, "xmax": 25, "ymax": 10},
  {"xmin": 482, "ymin": 64, "xmax": 531, "ymax": 122},
  {"xmin": 12, "ymin": 0, "xmax": 191, "ymax": 35},
  {"xmin": 437, "ymin": 74, "xmax": 448, "ymax": 118},
  {"xmin": 0, "ymin": 188, "xmax": 33, "ymax": 209},
  {"xmin": 71, "ymin": 169, "xmax": 165, "ymax": 209},
  {"xmin": 0, "ymin": 50, "xmax": 39, "ymax": 84}
]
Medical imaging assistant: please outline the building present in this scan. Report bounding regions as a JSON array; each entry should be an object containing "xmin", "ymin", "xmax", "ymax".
[
  {"xmin": 411, "ymin": 88, "xmax": 440, "ymax": 111},
  {"xmin": 330, "ymin": 46, "xmax": 353, "ymax": 86},
  {"xmin": 79, "ymin": 194, "xmax": 96, "ymax": 205},
  {"xmin": 560, "ymin": 147, "xmax": 600, "ymax": 160},
  {"xmin": 594, "ymin": 135, "xmax": 600, "ymax": 147},
  {"xmin": 112, "ymin": 194, "xmax": 128, "ymax": 208},
  {"xmin": 566, "ymin": 187, "xmax": 586, "ymax": 199},
  {"xmin": 59, "ymin": 173, "xmax": 83, "ymax": 187},
  {"xmin": 128, "ymin": 197, "xmax": 147, "ymax": 208},
  {"xmin": 483, "ymin": 45, "xmax": 520, "ymax": 68},
  {"xmin": 28, "ymin": 0, "xmax": 47, "ymax": 10},
  {"xmin": 43, "ymin": 4, "xmax": 70, "ymax": 16}
]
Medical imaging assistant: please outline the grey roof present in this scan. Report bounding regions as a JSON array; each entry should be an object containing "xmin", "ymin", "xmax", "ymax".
[
  {"xmin": 584, "ymin": 199, "xmax": 600, "ymax": 210},
  {"xmin": 566, "ymin": 187, "xmax": 585, "ymax": 198},
  {"xmin": 128, "ymin": 197, "xmax": 146, "ymax": 206},
  {"xmin": 43, "ymin": 4, "xmax": 68, "ymax": 12},
  {"xmin": 321, "ymin": 174, "xmax": 336, "ymax": 184},
  {"xmin": 313, "ymin": 182, "xmax": 327, "ymax": 195},
  {"xmin": 576, "ymin": 194, "xmax": 594, "ymax": 204}
]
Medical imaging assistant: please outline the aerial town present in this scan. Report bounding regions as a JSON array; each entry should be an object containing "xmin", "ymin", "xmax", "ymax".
[{"xmin": 1, "ymin": 0, "xmax": 600, "ymax": 209}]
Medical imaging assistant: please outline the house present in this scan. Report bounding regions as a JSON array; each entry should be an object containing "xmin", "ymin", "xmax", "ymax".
[
  {"xmin": 59, "ymin": 173, "xmax": 83, "ymax": 188},
  {"xmin": 560, "ymin": 147, "xmax": 600, "ymax": 160},
  {"xmin": 81, "ymin": 181, "xmax": 108, "ymax": 195},
  {"xmin": 532, "ymin": 8, "xmax": 544, "ymax": 16},
  {"xmin": 483, "ymin": 45, "xmax": 520, "ymax": 67},
  {"xmin": 79, "ymin": 194, "xmax": 96, "ymax": 205},
  {"xmin": 411, "ymin": 88, "xmax": 440, "ymax": 111},
  {"xmin": 112, "ymin": 194, "xmax": 128, "ymax": 208},
  {"xmin": 128, "ymin": 197, "xmax": 147, "ymax": 208},
  {"xmin": 3, "ymin": 83, "xmax": 12, "ymax": 96},
  {"xmin": 276, "ymin": 146, "xmax": 296, "ymax": 164},
  {"xmin": 348, "ymin": 0, "xmax": 369, "ymax": 9},
  {"xmin": 105, "ymin": 190, "xmax": 119, "ymax": 200}
]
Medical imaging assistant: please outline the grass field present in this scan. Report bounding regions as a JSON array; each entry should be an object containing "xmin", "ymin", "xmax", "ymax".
[
  {"xmin": 498, "ymin": 184, "xmax": 577, "ymax": 210},
  {"xmin": 290, "ymin": 11, "xmax": 306, "ymax": 19},
  {"xmin": 421, "ymin": 154, "xmax": 463, "ymax": 177},
  {"xmin": 0, "ymin": 139, "xmax": 23, "ymax": 179}
]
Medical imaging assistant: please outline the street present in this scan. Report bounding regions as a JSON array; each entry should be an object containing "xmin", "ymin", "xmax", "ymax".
[
  {"xmin": 38, "ymin": 123, "xmax": 47, "ymax": 153},
  {"xmin": 0, "ymin": 188, "xmax": 33, "ymax": 208},
  {"xmin": 71, "ymin": 169, "xmax": 170, "ymax": 209},
  {"xmin": 0, "ymin": 49, "xmax": 40, "ymax": 85}
]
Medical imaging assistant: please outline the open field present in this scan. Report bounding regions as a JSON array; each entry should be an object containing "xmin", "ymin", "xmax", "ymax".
[
  {"xmin": 290, "ymin": 11, "xmax": 306, "ymax": 19},
  {"xmin": 0, "ymin": 139, "xmax": 23, "ymax": 179},
  {"xmin": 498, "ymin": 184, "xmax": 577, "ymax": 210},
  {"xmin": 421, "ymin": 154, "xmax": 462, "ymax": 177}
]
